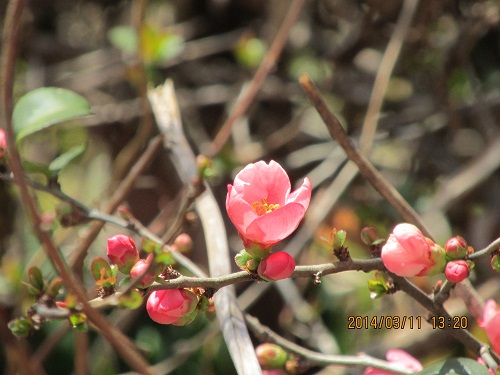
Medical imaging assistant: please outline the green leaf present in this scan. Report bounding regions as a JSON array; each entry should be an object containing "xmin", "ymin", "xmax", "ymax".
[
  {"xmin": 416, "ymin": 358, "xmax": 491, "ymax": 375},
  {"xmin": 156, "ymin": 251, "xmax": 175, "ymax": 266},
  {"xmin": 27, "ymin": 266, "xmax": 45, "ymax": 295},
  {"xmin": 118, "ymin": 290, "xmax": 143, "ymax": 309},
  {"xmin": 48, "ymin": 144, "xmax": 86, "ymax": 175},
  {"xmin": 13, "ymin": 87, "xmax": 91, "ymax": 142},
  {"xmin": 8, "ymin": 318, "xmax": 32, "ymax": 337},
  {"xmin": 22, "ymin": 160, "xmax": 52, "ymax": 179},
  {"xmin": 90, "ymin": 257, "xmax": 112, "ymax": 282},
  {"xmin": 108, "ymin": 26, "xmax": 138, "ymax": 54}
]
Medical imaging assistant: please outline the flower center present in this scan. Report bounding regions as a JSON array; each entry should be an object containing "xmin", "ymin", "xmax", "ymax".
[{"xmin": 252, "ymin": 198, "xmax": 280, "ymax": 216}]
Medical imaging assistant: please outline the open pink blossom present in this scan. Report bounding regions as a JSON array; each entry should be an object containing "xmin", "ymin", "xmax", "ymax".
[
  {"xmin": 0, "ymin": 129, "xmax": 6, "ymax": 158},
  {"xmin": 364, "ymin": 349, "xmax": 422, "ymax": 375},
  {"xmin": 106, "ymin": 234, "xmax": 139, "ymax": 274},
  {"xmin": 257, "ymin": 252, "xmax": 296, "ymax": 281},
  {"xmin": 478, "ymin": 299, "xmax": 500, "ymax": 354},
  {"xmin": 146, "ymin": 289, "xmax": 198, "ymax": 326},
  {"xmin": 226, "ymin": 160, "xmax": 311, "ymax": 249},
  {"xmin": 381, "ymin": 223, "xmax": 445, "ymax": 277}
]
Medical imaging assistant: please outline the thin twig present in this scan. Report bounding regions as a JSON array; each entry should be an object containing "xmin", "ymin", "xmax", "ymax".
[
  {"xmin": 244, "ymin": 314, "xmax": 414, "ymax": 374},
  {"xmin": 208, "ymin": 0, "xmax": 306, "ymax": 156},
  {"xmin": 1, "ymin": 2, "xmax": 155, "ymax": 373},
  {"xmin": 299, "ymin": 74, "xmax": 434, "ymax": 239},
  {"xmin": 359, "ymin": 0, "xmax": 420, "ymax": 154}
]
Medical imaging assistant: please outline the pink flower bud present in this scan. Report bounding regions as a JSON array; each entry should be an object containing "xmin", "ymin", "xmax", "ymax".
[
  {"xmin": 130, "ymin": 254, "xmax": 156, "ymax": 288},
  {"xmin": 256, "ymin": 343, "xmax": 288, "ymax": 369},
  {"xmin": 146, "ymin": 289, "xmax": 198, "ymax": 326},
  {"xmin": 226, "ymin": 161, "xmax": 311, "ymax": 250},
  {"xmin": 257, "ymin": 252, "xmax": 295, "ymax": 281},
  {"xmin": 445, "ymin": 260, "xmax": 470, "ymax": 283},
  {"xmin": 478, "ymin": 299, "xmax": 500, "ymax": 354},
  {"xmin": 0, "ymin": 129, "xmax": 6, "ymax": 158},
  {"xmin": 364, "ymin": 349, "xmax": 422, "ymax": 374},
  {"xmin": 381, "ymin": 223, "xmax": 445, "ymax": 277},
  {"xmin": 173, "ymin": 233, "xmax": 193, "ymax": 253},
  {"xmin": 444, "ymin": 236, "xmax": 468, "ymax": 259},
  {"xmin": 106, "ymin": 235, "xmax": 139, "ymax": 274}
]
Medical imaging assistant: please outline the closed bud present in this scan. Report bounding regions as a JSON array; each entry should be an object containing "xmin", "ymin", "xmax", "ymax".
[
  {"xmin": 130, "ymin": 254, "xmax": 156, "ymax": 288},
  {"xmin": 146, "ymin": 289, "xmax": 199, "ymax": 325},
  {"xmin": 445, "ymin": 260, "xmax": 470, "ymax": 283},
  {"xmin": 445, "ymin": 236, "xmax": 468, "ymax": 260},
  {"xmin": 491, "ymin": 254, "xmax": 500, "ymax": 272},
  {"xmin": 257, "ymin": 252, "xmax": 295, "ymax": 281},
  {"xmin": 0, "ymin": 129, "xmax": 6, "ymax": 158},
  {"xmin": 256, "ymin": 343, "xmax": 288, "ymax": 369},
  {"xmin": 107, "ymin": 235, "xmax": 139, "ymax": 274},
  {"xmin": 173, "ymin": 233, "xmax": 193, "ymax": 253}
]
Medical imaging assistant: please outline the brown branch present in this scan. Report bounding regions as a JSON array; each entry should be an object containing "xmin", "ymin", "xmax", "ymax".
[
  {"xmin": 208, "ymin": 0, "xmax": 306, "ymax": 156},
  {"xmin": 0, "ymin": 1, "xmax": 154, "ymax": 373},
  {"xmin": 299, "ymin": 74, "xmax": 434, "ymax": 239}
]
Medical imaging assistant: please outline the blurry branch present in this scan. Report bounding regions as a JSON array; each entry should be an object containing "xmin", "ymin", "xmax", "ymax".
[
  {"xmin": 208, "ymin": 0, "xmax": 306, "ymax": 156},
  {"xmin": 148, "ymin": 80, "xmax": 262, "ymax": 375},
  {"xmin": 244, "ymin": 314, "xmax": 414, "ymax": 374},
  {"xmin": 423, "ymin": 134, "xmax": 500, "ymax": 214},
  {"xmin": 70, "ymin": 134, "xmax": 164, "ymax": 273},
  {"xmin": 111, "ymin": 0, "xmax": 155, "ymax": 182},
  {"xmin": 299, "ymin": 74, "xmax": 499, "ymax": 364},
  {"xmin": 0, "ymin": 1, "xmax": 155, "ymax": 374},
  {"xmin": 299, "ymin": 74, "xmax": 434, "ymax": 239},
  {"xmin": 359, "ymin": 0, "xmax": 420, "ymax": 154}
]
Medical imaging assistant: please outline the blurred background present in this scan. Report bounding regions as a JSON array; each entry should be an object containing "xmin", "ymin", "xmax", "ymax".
[{"xmin": 0, "ymin": 0, "xmax": 499, "ymax": 374}]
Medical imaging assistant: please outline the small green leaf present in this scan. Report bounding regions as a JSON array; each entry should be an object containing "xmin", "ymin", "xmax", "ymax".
[
  {"xmin": 13, "ymin": 88, "xmax": 91, "ymax": 142},
  {"xmin": 47, "ymin": 277, "xmax": 64, "ymax": 298},
  {"xmin": 8, "ymin": 318, "xmax": 32, "ymax": 337},
  {"xmin": 90, "ymin": 257, "xmax": 112, "ymax": 282},
  {"xmin": 69, "ymin": 313, "xmax": 88, "ymax": 332},
  {"xmin": 156, "ymin": 34, "xmax": 184, "ymax": 63},
  {"xmin": 108, "ymin": 26, "xmax": 138, "ymax": 54},
  {"xmin": 367, "ymin": 280, "xmax": 387, "ymax": 300},
  {"xmin": 142, "ymin": 237, "xmax": 163, "ymax": 254},
  {"xmin": 156, "ymin": 251, "xmax": 175, "ymax": 266},
  {"xmin": 48, "ymin": 144, "xmax": 86, "ymax": 175},
  {"xmin": 118, "ymin": 290, "xmax": 143, "ymax": 309},
  {"xmin": 22, "ymin": 160, "xmax": 52, "ymax": 179},
  {"xmin": 416, "ymin": 358, "xmax": 491, "ymax": 375},
  {"xmin": 27, "ymin": 266, "xmax": 45, "ymax": 295}
]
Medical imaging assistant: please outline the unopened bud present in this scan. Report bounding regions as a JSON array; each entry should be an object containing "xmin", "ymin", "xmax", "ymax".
[
  {"xmin": 174, "ymin": 233, "xmax": 193, "ymax": 253},
  {"xmin": 256, "ymin": 343, "xmax": 288, "ymax": 369},
  {"xmin": 107, "ymin": 235, "xmax": 139, "ymax": 274},
  {"xmin": 445, "ymin": 260, "xmax": 470, "ymax": 283},
  {"xmin": 445, "ymin": 236, "xmax": 468, "ymax": 260},
  {"xmin": 0, "ymin": 129, "xmax": 6, "ymax": 158},
  {"xmin": 257, "ymin": 252, "xmax": 295, "ymax": 281},
  {"xmin": 491, "ymin": 254, "xmax": 500, "ymax": 272}
]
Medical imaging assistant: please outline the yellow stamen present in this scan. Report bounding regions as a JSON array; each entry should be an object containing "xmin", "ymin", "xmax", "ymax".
[{"xmin": 252, "ymin": 198, "xmax": 280, "ymax": 216}]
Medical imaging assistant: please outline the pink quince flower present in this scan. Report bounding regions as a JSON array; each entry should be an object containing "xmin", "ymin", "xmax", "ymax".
[
  {"xmin": 478, "ymin": 299, "xmax": 500, "ymax": 354},
  {"xmin": 146, "ymin": 289, "xmax": 198, "ymax": 326},
  {"xmin": 0, "ymin": 129, "xmax": 6, "ymax": 158},
  {"xmin": 381, "ymin": 223, "xmax": 445, "ymax": 277},
  {"xmin": 226, "ymin": 160, "xmax": 311, "ymax": 250},
  {"xmin": 445, "ymin": 260, "xmax": 470, "ymax": 283},
  {"xmin": 364, "ymin": 349, "xmax": 422, "ymax": 375},
  {"xmin": 257, "ymin": 252, "xmax": 296, "ymax": 281},
  {"xmin": 106, "ymin": 234, "xmax": 139, "ymax": 274}
]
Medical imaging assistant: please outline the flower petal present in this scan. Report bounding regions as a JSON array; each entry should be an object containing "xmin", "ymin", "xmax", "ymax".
[
  {"xmin": 286, "ymin": 177, "xmax": 312, "ymax": 209},
  {"xmin": 226, "ymin": 184, "xmax": 259, "ymax": 233},
  {"xmin": 245, "ymin": 203, "xmax": 305, "ymax": 246},
  {"xmin": 232, "ymin": 160, "xmax": 291, "ymax": 206}
]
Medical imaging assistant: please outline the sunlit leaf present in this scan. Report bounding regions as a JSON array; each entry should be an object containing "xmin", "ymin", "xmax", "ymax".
[
  {"xmin": 48, "ymin": 144, "xmax": 86, "ymax": 174},
  {"xmin": 13, "ymin": 88, "xmax": 91, "ymax": 142}
]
